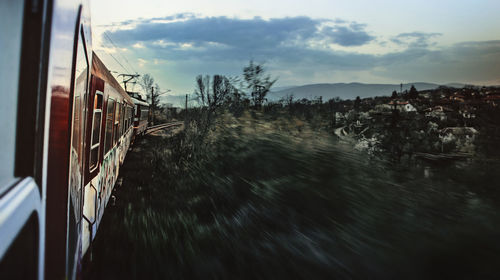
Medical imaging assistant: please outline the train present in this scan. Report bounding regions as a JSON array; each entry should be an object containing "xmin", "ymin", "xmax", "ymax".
[{"xmin": 0, "ymin": 1, "xmax": 151, "ymax": 279}]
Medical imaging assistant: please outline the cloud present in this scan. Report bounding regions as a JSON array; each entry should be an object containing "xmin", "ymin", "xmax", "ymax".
[
  {"xmin": 137, "ymin": 58, "xmax": 147, "ymax": 67},
  {"xmin": 105, "ymin": 15, "xmax": 380, "ymax": 72},
  {"xmin": 99, "ymin": 15, "xmax": 500, "ymax": 93},
  {"xmin": 391, "ymin": 32, "xmax": 442, "ymax": 48},
  {"xmin": 322, "ymin": 24, "xmax": 375, "ymax": 46},
  {"xmin": 133, "ymin": 42, "xmax": 145, "ymax": 48},
  {"xmin": 108, "ymin": 15, "xmax": 375, "ymax": 51}
]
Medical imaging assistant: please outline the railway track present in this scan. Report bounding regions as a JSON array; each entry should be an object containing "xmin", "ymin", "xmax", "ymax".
[{"xmin": 145, "ymin": 121, "xmax": 183, "ymax": 134}]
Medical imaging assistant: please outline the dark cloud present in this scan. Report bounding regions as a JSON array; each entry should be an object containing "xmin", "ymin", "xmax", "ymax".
[
  {"xmin": 106, "ymin": 15, "xmax": 381, "ymax": 76},
  {"xmin": 392, "ymin": 32, "xmax": 442, "ymax": 48},
  {"xmin": 102, "ymin": 15, "xmax": 499, "ymax": 90},
  {"xmin": 109, "ymin": 14, "xmax": 375, "ymax": 50},
  {"xmin": 322, "ymin": 22, "xmax": 375, "ymax": 46},
  {"xmin": 111, "ymin": 16, "xmax": 319, "ymax": 50}
]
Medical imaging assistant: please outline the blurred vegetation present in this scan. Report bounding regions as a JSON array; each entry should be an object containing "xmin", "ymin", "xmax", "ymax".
[
  {"xmin": 86, "ymin": 112, "xmax": 500, "ymax": 279},
  {"xmin": 85, "ymin": 63, "xmax": 500, "ymax": 279}
]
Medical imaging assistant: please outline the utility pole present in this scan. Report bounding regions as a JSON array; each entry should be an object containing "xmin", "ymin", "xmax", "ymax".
[
  {"xmin": 184, "ymin": 94, "xmax": 188, "ymax": 124},
  {"xmin": 151, "ymin": 86, "xmax": 155, "ymax": 125},
  {"xmin": 118, "ymin": 73, "xmax": 140, "ymax": 92}
]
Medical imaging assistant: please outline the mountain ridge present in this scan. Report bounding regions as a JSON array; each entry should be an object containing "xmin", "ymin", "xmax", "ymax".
[
  {"xmin": 163, "ymin": 82, "xmax": 479, "ymax": 107},
  {"xmin": 268, "ymin": 82, "xmax": 466, "ymax": 101}
]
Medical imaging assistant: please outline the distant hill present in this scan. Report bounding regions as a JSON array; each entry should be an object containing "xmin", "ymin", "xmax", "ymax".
[
  {"xmin": 161, "ymin": 82, "xmax": 470, "ymax": 107},
  {"xmin": 268, "ymin": 82, "xmax": 465, "ymax": 101}
]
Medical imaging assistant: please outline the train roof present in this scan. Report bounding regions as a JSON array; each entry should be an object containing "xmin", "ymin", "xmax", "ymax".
[{"xmin": 91, "ymin": 52, "xmax": 134, "ymax": 105}]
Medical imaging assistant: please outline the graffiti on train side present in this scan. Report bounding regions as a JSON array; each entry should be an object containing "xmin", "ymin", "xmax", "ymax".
[
  {"xmin": 69, "ymin": 147, "xmax": 82, "ymax": 223},
  {"xmin": 94, "ymin": 129, "xmax": 134, "ymax": 229},
  {"xmin": 81, "ymin": 129, "xmax": 134, "ymax": 255},
  {"xmin": 97, "ymin": 148, "xmax": 117, "ymax": 225}
]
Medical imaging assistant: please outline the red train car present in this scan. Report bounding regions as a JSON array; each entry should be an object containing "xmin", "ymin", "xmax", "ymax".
[
  {"xmin": 81, "ymin": 53, "xmax": 135, "ymax": 256},
  {"xmin": 0, "ymin": 1, "xmax": 137, "ymax": 279},
  {"xmin": 130, "ymin": 95, "xmax": 150, "ymax": 136}
]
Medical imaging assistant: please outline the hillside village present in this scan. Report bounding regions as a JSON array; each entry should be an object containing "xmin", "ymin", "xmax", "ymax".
[
  {"xmin": 331, "ymin": 85, "xmax": 500, "ymax": 160},
  {"xmin": 154, "ymin": 82, "xmax": 500, "ymax": 162}
]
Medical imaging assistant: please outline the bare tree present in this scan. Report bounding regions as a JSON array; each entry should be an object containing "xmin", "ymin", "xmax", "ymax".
[
  {"xmin": 138, "ymin": 74, "xmax": 170, "ymax": 124},
  {"xmin": 211, "ymin": 75, "xmax": 231, "ymax": 110},
  {"xmin": 194, "ymin": 74, "xmax": 232, "ymax": 112},
  {"xmin": 194, "ymin": 75, "xmax": 210, "ymax": 107},
  {"xmin": 138, "ymin": 73, "xmax": 154, "ymax": 101}
]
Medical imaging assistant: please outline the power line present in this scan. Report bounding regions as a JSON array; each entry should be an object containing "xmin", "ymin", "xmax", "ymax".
[
  {"xmin": 98, "ymin": 47, "xmax": 140, "ymax": 91},
  {"xmin": 103, "ymin": 31, "xmax": 138, "ymax": 74},
  {"xmin": 117, "ymin": 73, "xmax": 140, "ymax": 92},
  {"xmin": 99, "ymin": 39, "xmax": 132, "ymax": 73},
  {"xmin": 98, "ymin": 48, "xmax": 129, "ymax": 74}
]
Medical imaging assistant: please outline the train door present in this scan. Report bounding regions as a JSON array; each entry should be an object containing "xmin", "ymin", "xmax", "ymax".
[
  {"xmin": 0, "ymin": 0, "xmax": 51, "ymax": 279},
  {"xmin": 82, "ymin": 75, "xmax": 105, "ymax": 255},
  {"xmin": 66, "ymin": 19, "xmax": 90, "ymax": 279}
]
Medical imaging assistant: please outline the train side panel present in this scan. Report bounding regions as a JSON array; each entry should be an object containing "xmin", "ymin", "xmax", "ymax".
[
  {"xmin": 0, "ymin": 1, "xmax": 135, "ymax": 279},
  {"xmin": 81, "ymin": 54, "xmax": 135, "ymax": 255},
  {"xmin": 45, "ymin": 2, "xmax": 91, "ymax": 279}
]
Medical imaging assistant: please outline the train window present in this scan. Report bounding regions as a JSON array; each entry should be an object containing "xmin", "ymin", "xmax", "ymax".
[
  {"xmin": 114, "ymin": 103, "xmax": 120, "ymax": 144},
  {"xmin": 70, "ymin": 24, "xmax": 89, "ymax": 175},
  {"xmin": 104, "ymin": 98, "xmax": 115, "ymax": 154},
  {"xmin": 126, "ymin": 107, "xmax": 129, "ymax": 129},
  {"xmin": 121, "ymin": 104, "xmax": 125, "ymax": 135},
  {"xmin": 0, "ymin": 0, "xmax": 23, "ymax": 194},
  {"xmin": 128, "ymin": 107, "xmax": 132, "ymax": 127},
  {"xmin": 125, "ymin": 107, "xmax": 127, "ymax": 130},
  {"xmin": 120, "ymin": 104, "xmax": 125, "ymax": 136},
  {"xmin": 125, "ymin": 107, "xmax": 130, "ymax": 129},
  {"xmin": 124, "ymin": 107, "xmax": 128, "ymax": 132},
  {"xmin": 124, "ymin": 106, "xmax": 127, "ymax": 133},
  {"xmin": 89, "ymin": 91, "xmax": 103, "ymax": 170},
  {"xmin": 141, "ymin": 109, "xmax": 149, "ymax": 121}
]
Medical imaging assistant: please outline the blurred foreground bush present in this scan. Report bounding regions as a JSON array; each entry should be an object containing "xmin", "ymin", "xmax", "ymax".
[{"xmin": 87, "ymin": 112, "xmax": 500, "ymax": 280}]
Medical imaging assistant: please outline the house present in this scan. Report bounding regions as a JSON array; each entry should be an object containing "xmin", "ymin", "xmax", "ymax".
[
  {"xmin": 439, "ymin": 127, "xmax": 478, "ymax": 154},
  {"xmin": 418, "ymin": 90, "xmax": 432, "ymax": 99},
  {"xmin": 424, "ymin": 106, "xmax": 453, "ymax": 113},
  {"xmin": 458, "ymin": 106, "xmax": 476, "ymax": 120},
  {"xmin": 372, "ymin": 104, "xmax": 392, "ymax": 112},
  {"xmin": 424, "ymin": 106, "xmax": 453, "ymax": 121},
  {"xmin": 484, "ymin": 95, "xmax": 500, "ymax": 106},
  {"xmin": 388, "ymin": 100, "xmax": 417, "ymax": 112},
  {"xmin": 449, "ymin": 93, "xmax": 465, "ymax": 102}
]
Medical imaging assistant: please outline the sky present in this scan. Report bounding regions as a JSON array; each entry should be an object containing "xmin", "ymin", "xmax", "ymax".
[{"xmin": 90, "ymin": 0, "xmax": 500, "ymax": 102}]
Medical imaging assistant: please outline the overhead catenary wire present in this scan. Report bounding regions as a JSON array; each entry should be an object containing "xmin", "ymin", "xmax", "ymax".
[
  {"xmin": 103, "ymin": 31, "xmax": 138, "ymax": 74},
  {"xmin": 98, "ymin": 46, "xmax": 130, "ymax": 74},
  {"xmin": 99, "ymin": 31, "xmax": 143, "ymax": 91}
]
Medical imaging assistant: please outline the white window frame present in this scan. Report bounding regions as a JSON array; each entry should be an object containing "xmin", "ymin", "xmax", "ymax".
[{"xmin": 89, "ymin": 90, "xmax": 103, "ymax": 172}]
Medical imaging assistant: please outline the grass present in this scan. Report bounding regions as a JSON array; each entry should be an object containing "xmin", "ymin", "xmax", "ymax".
[{"xmin": 84, "ymin": 112, "xmax": 500, "ymax": 279}]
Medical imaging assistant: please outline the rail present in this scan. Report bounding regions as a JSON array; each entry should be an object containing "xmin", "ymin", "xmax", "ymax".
[{"xmin": 145, "ymin": 121, "xmax": 183, "ymax": 135}]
